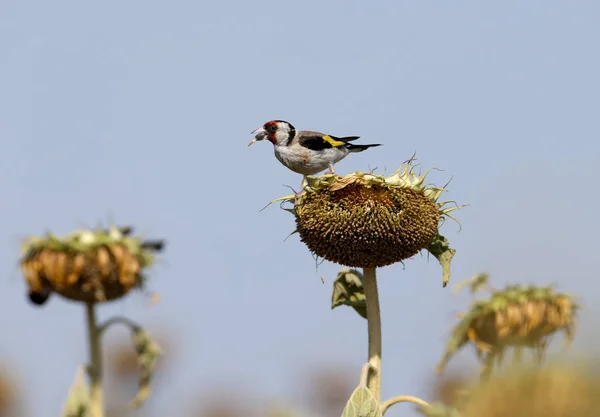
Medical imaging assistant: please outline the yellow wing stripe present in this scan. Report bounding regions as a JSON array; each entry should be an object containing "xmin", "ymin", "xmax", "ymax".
[{"xmin": 322, "ymin": 135, "xmax": 346, "ymax": 147}]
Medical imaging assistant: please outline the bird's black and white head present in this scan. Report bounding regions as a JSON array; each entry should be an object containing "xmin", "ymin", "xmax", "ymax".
[{"xmin": 248, "ymin": 120, "xmax": 296, "ymax": 147}]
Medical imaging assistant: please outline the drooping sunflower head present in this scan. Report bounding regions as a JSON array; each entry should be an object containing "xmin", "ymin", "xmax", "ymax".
[
  {"xmin": 436, "ymin": 282, "xmax": 580, "ymax": 375},
  {"xmin": 272, "ymin": 159, "xmax": 461, "ymax": 286},
  {"xmin": 20, "ymin": 225, "xmax": 165, "ymax": 305}
]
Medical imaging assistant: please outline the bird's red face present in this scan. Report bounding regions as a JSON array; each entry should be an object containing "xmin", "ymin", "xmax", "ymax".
[
  {"xmin": 262, "ymin": 121, "xmax": 279, "ymax": 144},
  {"xmin": 248, "ymin": 120, "xmax": 295, "ymax": 147}
]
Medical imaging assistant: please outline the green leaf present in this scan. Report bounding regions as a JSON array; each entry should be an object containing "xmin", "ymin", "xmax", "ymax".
[
  {"xmin": 341, "ymin": 384, "xmax": 382, "ymax": 417},
  {"xmin": 331, "ymin": 269, "xmax": 367, "ymax": 319},
  {"xmin": 427, "ymin": 234, "xmax": 456, "ymax": 287},
  {"xmin": 61, "ymin": 366, "xmax": 90, "ymax": 417},
  {"xmin": 129, "ymin": 327, "xmax": 162, "ymax": 409}
]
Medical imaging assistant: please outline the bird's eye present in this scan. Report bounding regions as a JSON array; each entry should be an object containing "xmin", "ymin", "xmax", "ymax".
[{"xmin": 268, "ymin": 125, "xmax": 277, "ymax": 132}]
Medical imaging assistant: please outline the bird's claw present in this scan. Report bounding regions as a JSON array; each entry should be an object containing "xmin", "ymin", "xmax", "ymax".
[{"xmin": 294, "ymin": 190, "xmax": 305, "ymax": 204}]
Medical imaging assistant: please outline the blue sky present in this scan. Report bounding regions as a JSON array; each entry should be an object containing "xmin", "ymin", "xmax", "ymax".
[{"xmin": 1, "ymin": 1, "xmax": 599, "ymax": 416}]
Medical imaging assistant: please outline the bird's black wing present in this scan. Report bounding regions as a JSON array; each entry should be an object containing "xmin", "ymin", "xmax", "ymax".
[
  {"xmin": 298, "ymin": 133, "xmax": 361, "ymax": 151},
  {"xmin": 330, "ymin": 135, "xmax": 360, "ymax": 143},
  {"xmin": 299, "ymin": 135, "xmax": 333, "ymax": 150}
]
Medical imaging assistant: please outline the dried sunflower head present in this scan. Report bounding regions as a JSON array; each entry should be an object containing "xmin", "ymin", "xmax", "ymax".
[
  {"xmin": 20, "ymin": 225, "xmax": 165, "ymax": 304},
  {"xmin": 272, "ymin": 159, "xmax": 460, "ymax": 285},
  {"xmin": 436, "ymin": 284, "xmax": 579, "ymax": 374}
]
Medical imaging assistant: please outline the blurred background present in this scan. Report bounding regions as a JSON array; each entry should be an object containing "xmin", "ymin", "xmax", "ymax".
[{"xmin": 1, "ymin": 1, "xmax": 599, "ymax": 416}]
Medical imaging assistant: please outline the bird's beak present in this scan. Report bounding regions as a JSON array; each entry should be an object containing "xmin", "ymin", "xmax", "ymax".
[{"xmin": 248, "ymin": 127, "xmax": 267, "ymax": 146}]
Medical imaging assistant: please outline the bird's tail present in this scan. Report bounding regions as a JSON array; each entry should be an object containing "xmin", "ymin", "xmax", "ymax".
[{"xmin": 345, "ymin": 143, "xmax": 382, "ymax": 152}]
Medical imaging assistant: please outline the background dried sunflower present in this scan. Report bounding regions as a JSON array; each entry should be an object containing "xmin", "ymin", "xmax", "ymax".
[
  {"xmin": 436, "ymin": 276, "xmax": 579, "ymax": 378},
  {"xmin": 20, "ymin": 226, "xmax": 164, "ymax": 304}
]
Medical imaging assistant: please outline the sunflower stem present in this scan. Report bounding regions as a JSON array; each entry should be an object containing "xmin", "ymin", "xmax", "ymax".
[
  {"xmin": 363, "ymin": 266, "xmax": 382, "ymax": 403},
  {"xmin": 480, "ymin": 352, "xmax": 494, "ymax": 382},
  {"xmin": 380, "ymin": 395, "xmax": 430, "ymax": 414},
  {"xmin": 98, "ymin": 315, "xmax": 140, "ymax": 335},
  {"xmin": 86, "ymin": 301, "xmax": 105, "ymax": 417}
]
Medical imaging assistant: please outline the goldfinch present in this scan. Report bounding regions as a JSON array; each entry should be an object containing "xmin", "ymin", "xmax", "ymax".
[{"xmin": 248, "ymin": 120, "xmax": 381, "ymax": 176}]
